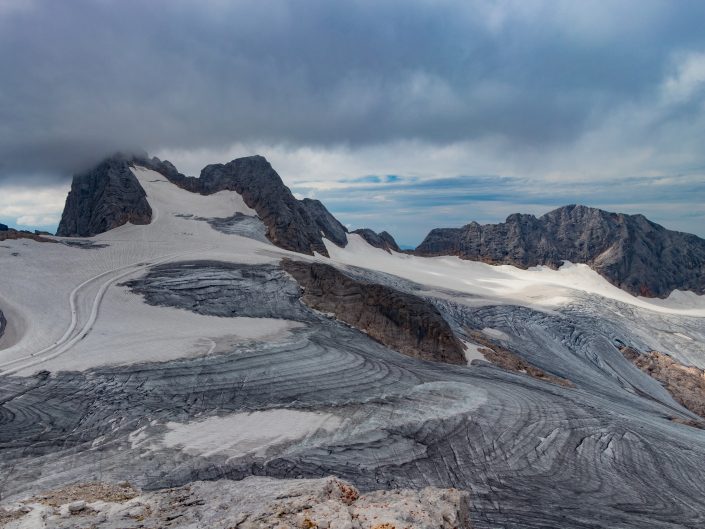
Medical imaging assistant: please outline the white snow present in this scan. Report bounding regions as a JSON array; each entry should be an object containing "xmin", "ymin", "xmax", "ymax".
[
  {"xmin": 0, "ymin": 167, "xmax": 297, "ymax": 375},
  {"xmin": 153, "ymin": 409, "xmax": 343, "ymax": 459},
  {"xmin": 463, "ymin": 341, "xmax": 487, "ymax": 364},
  {"xmin": 2, "ymin": 166, "xmax": 704, "ymax": 377},
  {"xmin": 324, "ymin": 234, "xmax": 705, "ymax": 317}
]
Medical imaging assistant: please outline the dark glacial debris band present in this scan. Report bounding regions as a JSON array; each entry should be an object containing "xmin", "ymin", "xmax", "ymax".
[
  {"xmin": 415, "ymin": 204, "xmax": 705, "ymax": 298},
  {"xmin": 282, "ymin": 259, "xmax": 466, "ymax": 365}
]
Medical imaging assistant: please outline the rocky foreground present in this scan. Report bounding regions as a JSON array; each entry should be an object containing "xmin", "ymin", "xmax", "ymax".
[{"xmin": 0, "ymin": 477, "xmax": 470, "ymax": 529}]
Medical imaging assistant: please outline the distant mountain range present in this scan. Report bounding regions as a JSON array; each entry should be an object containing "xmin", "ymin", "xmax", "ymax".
[{"xmin": 57, "ymin": 152, "xmax": 705, "ymax": 298}]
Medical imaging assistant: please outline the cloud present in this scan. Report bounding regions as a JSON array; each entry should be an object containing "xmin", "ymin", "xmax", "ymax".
[
  {"xmin": 0, "ymin": 1, "xmax": 704, "ymax": 239},
  {"xmin": 0, "ymin": 185, "xmax": 67, "ymax": 230},
  {"xmin": 1, "ymin": 0, "xmax": 705, "ymax": 177}
]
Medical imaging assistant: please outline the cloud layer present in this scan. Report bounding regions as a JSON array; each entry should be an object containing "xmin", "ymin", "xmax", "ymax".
[{"xmin": 1, "ymin": 0, "xmax": 704, "ymax": 238}]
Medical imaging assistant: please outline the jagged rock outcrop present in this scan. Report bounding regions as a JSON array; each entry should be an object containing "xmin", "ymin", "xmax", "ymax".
[
  {"xmin": 352, "ymin": 228, "xmax": 401, "ymax": 253},
  {"xmin": 415, "ymin": 204, "xmax": 705, "ymax": 298},
  {"xmin": 282, "ymin": 259, "xmax": 466, "ymax": 364},
  {"xmin": 56, "ymin": 153, "xmax": 153, "ymax": 237},
  {"xmin": 162, "ymin": 155, "xmax": 348, "ymax": 256},
  {"xmin": 0, "ymin": 477, "xmax": 471, "ymax": 529},
  {"xmin": 621, "ymin": 347, "xmax": 705, "ymax": 421},
  {"xmin": 56, "ymin": 153, "xmax": 349, "ymax": 255}
]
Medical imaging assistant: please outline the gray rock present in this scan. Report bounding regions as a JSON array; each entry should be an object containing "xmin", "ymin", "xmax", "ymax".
[
  {"xmin": 415, "ymin": 204, "xmax": 705, "ymax": 297},
  {"xmin": 56, "ymin": 153, "xmax": 152, "ymax": 237},
  {"xmin": 163, "ymin": 155, "xmax": 348, "ymax": 256},
  {"xmin": 56, "ymin": 153, "xmax": 349, "ymax": 256},
  {"xmin": 282, "ymin": 259, "xmax": 466, "ymax": 365},
  {"xmin": 68, "ymin": 500, "xmax": 86, "ymax": 513},
  {"xmin": 352, "ymin": 229, "xmax": 401, "ymax": 253},
  {"xmin": 0, "ymin": 309, "xmax": 5, "ymax": 340}
]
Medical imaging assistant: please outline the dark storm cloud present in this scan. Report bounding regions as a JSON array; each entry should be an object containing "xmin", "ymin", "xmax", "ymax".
[{"xmin": 2, "ymin": 0, "xmax": 705, "ymax": 181}]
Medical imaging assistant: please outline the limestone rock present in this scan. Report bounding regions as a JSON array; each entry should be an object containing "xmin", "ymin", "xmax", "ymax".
[
  {"xmin": 352, "ymin": 229, "xmax": 401, "ymax": 253},
  {"xmin": 56, "ymin": 153, "xmax": 152, "ymax": 237},
  {"xmin": 415, "ymin": 204, "xmax": 705, "ymax": 298},
  {"xmin": 282, "ymin": 259, "xmax": 466, "ymax": 364},
  {"xmin": 0, "ymin": 477, "xmax": 471, "ymax": 529},
  {"xmin": 163, "ymin": 155, "xmax": 348, "ymax": 256},
  {"xmin": 621, "ymin": 347, "xmax": 705, "ymax": 421}
]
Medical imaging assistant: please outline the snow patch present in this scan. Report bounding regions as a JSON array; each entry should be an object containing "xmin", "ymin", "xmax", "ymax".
[{"xmin": 157, "ymin": 409, "xmax": 343, "ymax": 459}]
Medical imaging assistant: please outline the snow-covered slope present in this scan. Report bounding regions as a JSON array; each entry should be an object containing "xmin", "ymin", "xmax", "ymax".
[
  {"xmin": 2, "ymin": 163, "xmax": 705, "ymax": 529},
  {"xmin": 326, "ymin": 233, "xmax": 705, "ymax": 317}
]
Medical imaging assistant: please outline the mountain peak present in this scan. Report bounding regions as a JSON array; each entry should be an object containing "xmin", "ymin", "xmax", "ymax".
[
  {"xmin": 416, "ymin": 204, "xmax": 705, "ymax": 298},
  {"xmin": 55, "ymin": 151, "xmax": 349, "ymax": 256}
]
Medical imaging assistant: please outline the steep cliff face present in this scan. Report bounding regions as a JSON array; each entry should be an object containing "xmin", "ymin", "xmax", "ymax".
[
  {"xmin": 55, "ymin": 154, "xmax": 349, "ymax": 256},
  {"xmin": 282, "ymin": 259, "xmax": 466, "ymax": 365},
  {"xmin": 56, "ymin": 154, "xmax": 152, "ymax": 237},
  {"xmin": 151, "ymin": 155, "xmax": 349, "ymax": 256},
  {"xmin": 416, "ymin": 204, "xmax": 705, "ymax": 298}
]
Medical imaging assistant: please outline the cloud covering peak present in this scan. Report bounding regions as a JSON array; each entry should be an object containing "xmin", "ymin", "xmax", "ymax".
[{"xmin": 1, "ymin": 0, "xmax": 704, "ymax": 237}]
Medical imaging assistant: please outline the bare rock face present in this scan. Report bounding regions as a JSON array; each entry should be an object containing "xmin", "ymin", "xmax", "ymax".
[
  {"xmin": 621, "ymin": 347, "xmax": 705, "ymax": 421},
  {"xmin": 415, "ymin": 204, "xmax": 705, "ymax": 298},
  {"xmin": 164, "ymin": 155, "xmax": 348, "ymax": 256},
  {"xmin": 56, "ymin": 153, "xmax": 153, "ymax": 237},
  {"xmin": 0, "ymin": 228, "xmax": 56, "ymax": 243},
  {"xmin": 0, "ymin": 477, "xmax": 471, "ymax": 529},
  {"xmin": 352, "ymin": 229, "xmax": 401, "ymax": 253},
  {"xmin": 0, "ymin": 309, "xmax": 5, "ymax": 340},
  {"xmin": 282, "ymin": 259, "xmax": 466, "ymax": 365}
]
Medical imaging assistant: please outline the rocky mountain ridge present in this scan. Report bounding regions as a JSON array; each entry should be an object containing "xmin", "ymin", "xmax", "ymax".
[
  {"xmin": 415, "ymin": 204, "xmax": 705, "ymax": 298},
  {"xmin": 54, "ymin": 153, "xmax": 705, "ymax": 297}
]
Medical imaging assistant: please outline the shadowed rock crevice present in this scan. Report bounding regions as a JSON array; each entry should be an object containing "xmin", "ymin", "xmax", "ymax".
[
  {"xmin": 282, "ymin": 259, "xmax": 466, "ymax": 365},
  {"xmin": 0, "ymin": 309, "xmax": 5, "ymax": 340},
  {"xmin": 415, "ymin": 204, "xmax": 705, "ymax": 298}
]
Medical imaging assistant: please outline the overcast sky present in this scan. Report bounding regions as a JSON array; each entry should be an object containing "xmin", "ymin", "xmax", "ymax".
[{"xmin": 1, "ymin": 0, "xmax": 704, "ymax": 245}]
